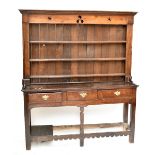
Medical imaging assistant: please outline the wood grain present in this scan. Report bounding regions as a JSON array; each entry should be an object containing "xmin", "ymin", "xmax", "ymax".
[
  {"xmin": 125, "ymin": 24, "xmax": 133, "ymax": 82},
  {"xmin": 21, "ymin": 10, "xmax": 137, "ymax": 149},
  {"xmin": 28, "ymin": 14, "xmax": 133, "ymax": 25},
  {"xmin": 22, "ymin": 14, "xmax": 30, "ymax": 78}
]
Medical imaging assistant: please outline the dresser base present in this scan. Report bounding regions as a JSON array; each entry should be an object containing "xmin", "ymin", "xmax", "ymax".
[{"xmin": 23, "ymin": 83, "xmax": 137, "ymax": 149}]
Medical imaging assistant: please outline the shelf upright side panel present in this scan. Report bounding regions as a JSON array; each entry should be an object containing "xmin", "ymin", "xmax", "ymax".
[
  {"xmin": 29, "ymin": 24, "xmax": 39, "ymax": 83},
  {"xmin": 22, "ymin": 14, "xmax": 30, "ymax": 79},
  {"xmin": 125, "ymin": 24, "xmax": 133, "ymax": 82},
  {"xmin": 113, "ymin": 25, "xmax": 126, "ymax": 80}
]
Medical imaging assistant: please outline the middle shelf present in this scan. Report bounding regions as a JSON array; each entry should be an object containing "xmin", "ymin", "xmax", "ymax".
[
  {"xmin": 29, "ymin": 41, "xmax": 127, "ymax": 44},
  {"xmin": 30, "ymin": 58, "xmax": 126, "ymax": 62},
  {"xmin": 30, "ymin": 73, "xmax": 126, "ymax": 79}
]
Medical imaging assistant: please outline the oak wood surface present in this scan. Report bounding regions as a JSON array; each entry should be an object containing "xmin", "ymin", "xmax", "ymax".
[
  {"xmin": 19, "ymin": 10, "xmax": 137, "ymax": 15},
  {"xmin": 21, "ymin": 10, "xmax": 137, "ymax": 149}
]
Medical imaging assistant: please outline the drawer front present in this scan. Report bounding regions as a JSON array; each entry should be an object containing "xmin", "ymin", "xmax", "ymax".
[
  {"xmin": 29, "ymin": 92, "xmax": 62, "ymax": 104},
  {"xmin": 67, "ymin": 90, "xmax": 97, "ymax": 101},
  {"xmin": 98, "ymin": 88, "xmax": 135, "ymax": 99},
  {"xmin": 28, "ymin": 14, "xmax": 130, "ymax": 24}
]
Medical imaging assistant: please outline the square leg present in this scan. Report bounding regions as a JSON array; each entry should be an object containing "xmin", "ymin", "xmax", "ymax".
[
  {"xmin": 24, "ymin": 94, "xmax": 31, "ymax": 150},
  {"xmin": 123, "ymin": 103, "xmax": 128, "ymax": 123},
  {"xmin": 129, "ymin": 101, "xmax": 136, "ymax": 143},
  {"xmin": 80, "ymin": 107, "xmax": 84, "ymax": 146}
]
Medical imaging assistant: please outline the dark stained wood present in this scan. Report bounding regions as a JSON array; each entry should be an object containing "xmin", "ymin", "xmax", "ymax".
[
  {"xmin": 78, "ymin": 25, "xmax": 87, "ymax": 82},
  {"xmin": 129, "ymin": 100, "xmax": 136, "ymax": 143},
  {"xmin": 86, "ymin": 25, "xmax": 95, "ymax": 82},
  {"xmin": 30, "ymin": 73, "xmax": 126, "ymax": 78},
  {"xmin": 29, "ymin": 92, "xmax": 63, "ymax": 104},
  {"xmin": 20, "ymin": 10, "xmax": 137, "ymax": 149},
  {"xmin": 54, "ymin": 122, "xmax": 129, "ymax": 130},
  {"xmin": 80, "ymin": 107, "xmax": 84, "ymax": 146},
  {"xmin": 67, "ymin": 90, "xmax": 97, "ymax": 101},
  {"xmin": 31, "ymin": 131, "xmax": 131, "ymax": 142},
  {"xmin": 63, "ymin": 24, "xmax": 71, "ymax": 82},
  {"xmin": 27, "ymin": 14, "xmax": 134, "ymax": 25},
  {"xmin": 24, "ymin": 93, "xmax": 31, "ymax": 150},
  {"xmin": 125, "ymin": 24, "xmax": 133, "ymax": 82},
  {"xmin": 31, "ymin": 125, "xmax": 53, "ymax": 136},
  {"xmin": 23, "ymin": 81, "xmax": 137, "ymax": 90},
  {"xmin": 98, "ymin": 88, "xmax": 136, "ymax": 99},
  {"xmin": 19, "ymin": 10, "xmax": 137, "ymax": 15},
  {"xmin": 123, "ymin": 103, "xmax": 129, "ymax": 123},
  {"xmin": 94, "ymin": 25, "xmax": 102, "ymax": 82},
  {"xmin": 22, "ymin": 14, "xmax": 30, "ymax": 78},
  {"xmin": 29, "ymin": 98, "xmax": 135, "ymax": 109},
  {"xmin": 29, "ymin": 40, "xmax": 126, "ymax": 44},
  {"xmin": 30, "ymin": 58, "xmax": 126, "ymax": 62},
  {"xmin": 55, "ymin": 25, "xmax": 63, "ymax": 82},
  {"xmin": 70, "ymin": 25, "xmax": 78, "ymax": 82}
]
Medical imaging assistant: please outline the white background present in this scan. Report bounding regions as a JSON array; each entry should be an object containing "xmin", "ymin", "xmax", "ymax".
[{"xmin": 0, "ymin": 0, "xmax": 154, "ymax": 154}]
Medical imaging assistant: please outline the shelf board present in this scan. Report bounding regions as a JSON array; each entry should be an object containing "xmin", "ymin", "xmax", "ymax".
[
  {"xmin": 30, "ymin": 58, "xmax": 126, "ymax": 62},
  {"xmin": 29, "ymin": 41, "xmax": 126, "ymax": 44},
  {"xmin": 31, "ymin": 125, "xmax": 53, "ymax": 136},
  {"xmin": 30, "ymin": 80, "xmax": 125, "ymax": 85},
  {"xmin": 30, "ymin": 73, "xmax": 125, "ymax": 79}
]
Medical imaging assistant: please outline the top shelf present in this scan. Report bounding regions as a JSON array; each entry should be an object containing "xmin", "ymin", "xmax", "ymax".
[{"xmin": 29, "ymin": 41, "xmax": 126, "ymax": 44}]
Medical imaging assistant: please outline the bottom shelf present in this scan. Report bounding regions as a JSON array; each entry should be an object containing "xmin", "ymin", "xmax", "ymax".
[
  {"xmin": 31, "ymin": 122, "xmax": 130, "ymax": 142},
  {"xmin": 31, "ymin": 125, "xmax": 53, "ymax": 137}
]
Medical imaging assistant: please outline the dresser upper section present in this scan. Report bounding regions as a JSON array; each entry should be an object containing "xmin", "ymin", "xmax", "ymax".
[{"xmin": 20, "ymin": 10, "xmax": 137, "ymax": 87}]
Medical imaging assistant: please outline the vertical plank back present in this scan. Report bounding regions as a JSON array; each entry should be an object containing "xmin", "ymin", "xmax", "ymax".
[{"xmin": 29, "ymin": 22, "xmax": 129, "ymax": 83}]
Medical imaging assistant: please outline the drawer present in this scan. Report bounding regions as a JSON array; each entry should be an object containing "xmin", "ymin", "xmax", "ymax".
[
  {"xmin": 67, "ymin": 90, "xmax": 97, "ymax": 101},
  {"xmin": 98, "ymin": 88, "xmax": 135, "ymax": 99},
  {"xmin": 29, "ymin": 92, "xmax": 62, "ymax": 104}
]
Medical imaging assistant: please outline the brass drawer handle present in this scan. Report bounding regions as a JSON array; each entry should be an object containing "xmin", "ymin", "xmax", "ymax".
[
  {"xmin": 114, "ymin": 91, "xmax": 121, "ymax": 96},
  {"xmin": 42, "ymin": 95, "xmax": 49, "ymax": 100},
  {"xmin": 80, "ymin": 92, "xmax": 87, "ymax": 98}
]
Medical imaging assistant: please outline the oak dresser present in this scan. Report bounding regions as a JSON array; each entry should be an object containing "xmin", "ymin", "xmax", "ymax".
[{"xmin": 20, "ymin": 10, "xmax": 138, "ymax": 150}]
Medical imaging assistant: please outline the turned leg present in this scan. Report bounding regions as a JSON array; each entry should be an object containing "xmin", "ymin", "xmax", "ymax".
[
  {"xmin": 123, "ymin": 103, "xmax": 128, "ymax": 123},
  {"xmin": 24, "ymin": 94, "xmax": 31, "ymax": 150},
  {"xmin": 80, "ymin": 106, "xmax": 84, "ymax": 146},
  {"xmin": 129, "ymin": 101, "xmax": 136, "ymax": 143}
]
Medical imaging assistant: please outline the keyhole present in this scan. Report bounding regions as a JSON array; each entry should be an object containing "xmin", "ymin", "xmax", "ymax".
[{"xmin": 108, "ymin": 17, "xmax": 111, "ymax": 21}]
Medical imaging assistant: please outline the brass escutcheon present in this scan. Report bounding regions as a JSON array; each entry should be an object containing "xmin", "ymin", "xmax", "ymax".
[
  {"xmin": 114, "ymin": 90, "xmax": 121, "ymax": 96},
  {"xmin": 80, "ymin": 92, "xmax": 87, "ymax": 98},
  {"xmin": 42, "ymin": 95, "xmax": 49, "ymax": 100}
]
